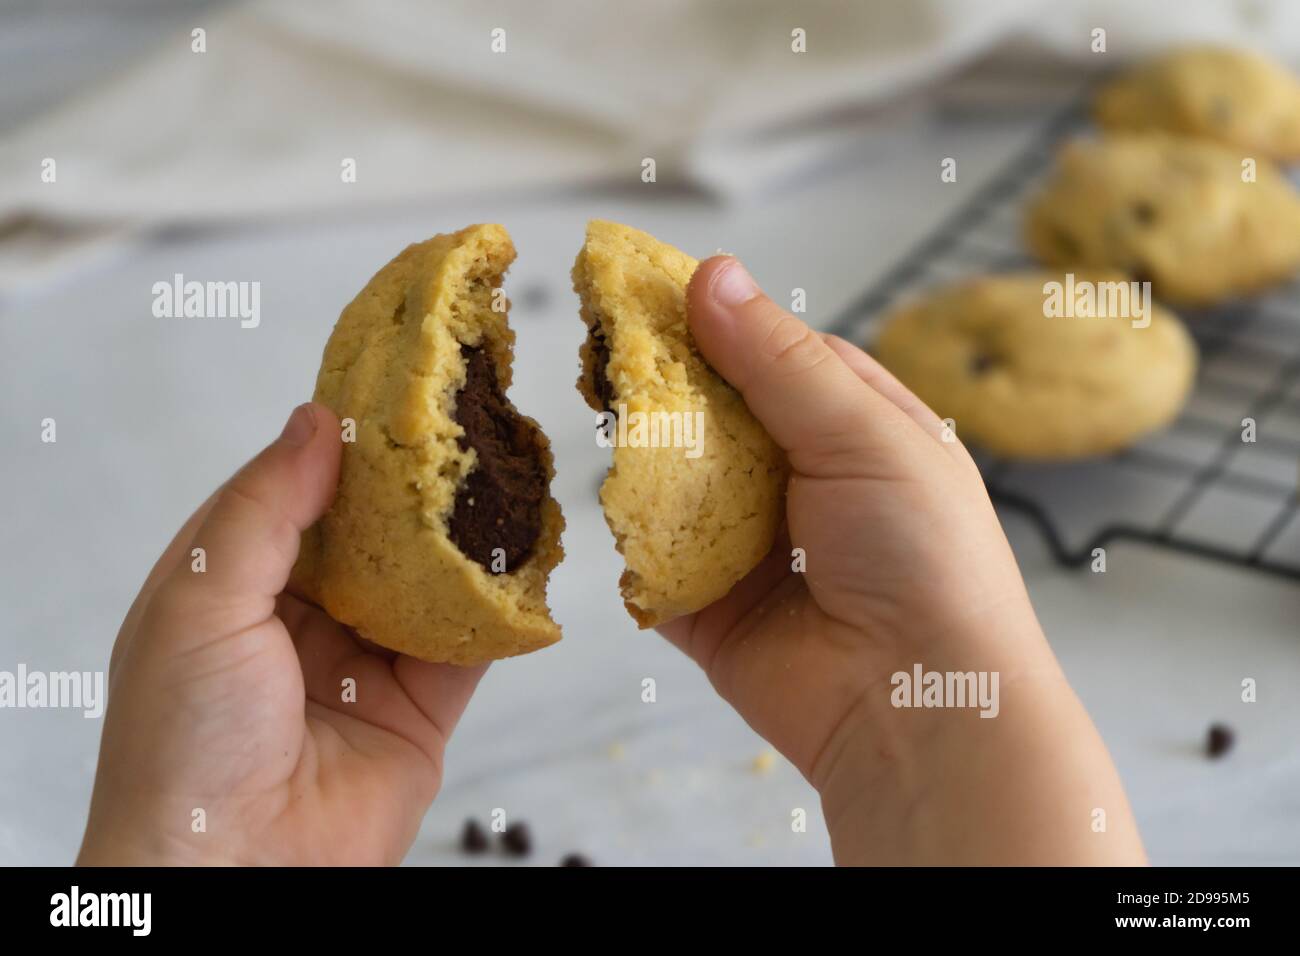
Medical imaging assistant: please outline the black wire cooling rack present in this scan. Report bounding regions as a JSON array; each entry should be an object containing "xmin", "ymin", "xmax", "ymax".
[{"xmin": 829, "ymin": 101, "xmax": 1300, "ymax": 583}]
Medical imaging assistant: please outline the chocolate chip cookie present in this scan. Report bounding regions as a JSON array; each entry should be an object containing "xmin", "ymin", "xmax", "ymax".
[
  {"xmin": 872, "ymin": 271, "xmax": 1198, "ymax": 460},
  {"xmin": 1095, "ymin": 46, "xmax": 1300, "ymax": 162},
  {"xmin": 291, "ymin": 224, "xmax": 564, "ymax": 664},
  {"xmin": 573, "ymin": 220, "xmax": 787, "ymax": 627},
  {"xmin": 1024, "ymin": 133, "xmax": 1300, "ymax": 305}
]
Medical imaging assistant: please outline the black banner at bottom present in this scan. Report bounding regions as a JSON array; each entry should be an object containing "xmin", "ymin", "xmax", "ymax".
[{"xmin": 0, "ymin": 866, "xmax": 1277, "ymax": 940}]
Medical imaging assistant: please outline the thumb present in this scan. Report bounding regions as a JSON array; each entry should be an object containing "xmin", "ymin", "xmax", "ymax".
[
  {"xmin": 150, "ymin": 402, "xmax": 342, "ymax": 639},
  {"xmin": 686, "ymin": 256, "xmax": 920, "ymax": 476}
]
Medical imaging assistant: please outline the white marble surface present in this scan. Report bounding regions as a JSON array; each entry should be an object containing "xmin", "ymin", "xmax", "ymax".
[{"xmin": 4, "ymin": 3, "xmax": 1300, "ymax": 867}]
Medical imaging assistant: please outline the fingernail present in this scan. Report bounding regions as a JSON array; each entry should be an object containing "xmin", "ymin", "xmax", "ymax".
[
  {"xmin": 709, "ymin": 258, "xmax": 759, "ymax": 307},
  {"xmin": 280, "ymin": 403, "xmax": 317, "ymax": 447}
]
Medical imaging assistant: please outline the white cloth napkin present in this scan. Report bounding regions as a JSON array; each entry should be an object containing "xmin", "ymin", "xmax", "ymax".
[
  {"xmin": 2, "ymin": 0, "xmax": 1299, "ymax": 294},
  {"xmin": 0, "ymin": 0, "xmax": 1033, "ymax": 223}
]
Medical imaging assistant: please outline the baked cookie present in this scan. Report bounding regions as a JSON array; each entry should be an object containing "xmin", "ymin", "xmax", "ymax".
[
  {"xmin": 1095, "ymin": 46, "xmax": 1300, "ymax": 162},
  {"xmin": 572, "ymin": 220, "xmax": 787, "ymax": 627},
  {"xmin": 291, "ymin": 224, "xmax": 565, "ymax": 665},
  {"xmin": 872, "ymin": 271, "xmax": 1197, "ymax": 460},
  {"xmin": 1024, "ymin": 133, "xmax": 1300, "ymax": 306}
]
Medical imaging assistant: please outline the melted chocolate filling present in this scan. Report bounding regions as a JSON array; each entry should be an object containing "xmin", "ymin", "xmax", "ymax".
[
  {"xmin": 448, "ymin": 346, "xmax": 545, "ymax": 572},
  {"xmin": 588, "ymin": 327, "xmax": 615, "ymax": 413}
]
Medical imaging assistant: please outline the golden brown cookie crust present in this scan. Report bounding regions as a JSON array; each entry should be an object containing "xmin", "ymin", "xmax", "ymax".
[
  {"xmin": 1024, "ymin": 133, "xmax": 1300, "ymax": 306},
  {"xmin": 573, "ymin": 220, "xmax": 787, "ymax": 627},
  {"xmin": 1095, "ymin": 46, "xmax": 1300, "ymax": 162},
  {"xmin": 872, "ymin": 271, "xmax": 1198, "ymax": 460},
  {"xmin": 292, "ymin": 224, "xmax": 564, "ymax": 665}
]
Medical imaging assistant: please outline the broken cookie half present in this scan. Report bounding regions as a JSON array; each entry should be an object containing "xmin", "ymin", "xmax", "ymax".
[
  {"xmin": 573, "ymin": 220, "xmax": 788, "ymax": 628},
  {"xmin": 292, "ymin": 224, "xmax": 564, "ymax": 665}
]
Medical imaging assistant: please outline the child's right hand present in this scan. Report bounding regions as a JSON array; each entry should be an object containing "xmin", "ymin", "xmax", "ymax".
[{"xmin": 661, "ymin": 257, "xmax": 1146, "ymax": 865}]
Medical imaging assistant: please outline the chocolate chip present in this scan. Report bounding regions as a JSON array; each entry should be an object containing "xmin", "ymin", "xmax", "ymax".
[
  {"xmin": 1051, "ymin": 227, "xmax": 1080, "ymax": 260},
  {"xmin": 1206, "ymin": 723, "xmax": 1235, "ymax": 758},
  {"xmin": 559, "ymin": 853, "xmax": 593, "ymax": 867},
  {"xmin": 1131, "ymin": 201, "xmax": 1156, "ymax": 226},
  {"xmin": 969, "ymin": 352, "xmax": 1000, "ymax": 376},
  {"xmin": 459, "ymin": 818, "xmax": 489, "ymax": 854},
  {"xmin": 501, "ymin": 821, "xmax": 533, "ymax": 857},
  {"xmin": 448, "ymin": 346, "xmax": 546, "ymax": 572}
]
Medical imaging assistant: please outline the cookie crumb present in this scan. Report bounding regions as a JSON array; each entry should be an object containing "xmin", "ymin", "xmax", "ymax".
[
  {"xmin": 751, "ymin": 749, "xmax": 778, "ymax": 774},
  {"xmin": 559, "ymin": 853, "xmax": 593, "ymax": 867},
  {"xmin": 607, "ymin": 741, "xmax": 627, "ymax": 761},
  {"xmin": 1206, "ymin": 723, "xmax": 1235, "ymax": 759}
]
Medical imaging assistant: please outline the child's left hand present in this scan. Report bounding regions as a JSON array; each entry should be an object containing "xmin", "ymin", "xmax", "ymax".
[{"xmin": 79, "ymin": 403, "xmax": 486, "ymax": 866}]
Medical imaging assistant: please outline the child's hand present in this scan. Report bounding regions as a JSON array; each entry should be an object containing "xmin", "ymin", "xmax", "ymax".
[
  {"xmin": 79, "ymin": 404, "xmax": 485, "ymax": 866},
  {"xmin": 662, "ymin": 257, "xmax": 1146, "ymax": 865}
]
